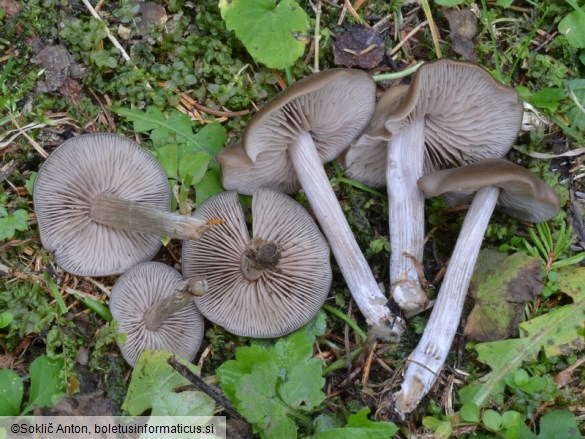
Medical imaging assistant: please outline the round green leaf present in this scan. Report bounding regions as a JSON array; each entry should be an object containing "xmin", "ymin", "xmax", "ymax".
[
  {"xmin": 501, "ymin": 410, "xmax": 523, "ymax": 429},
  {"xmin": 482, "ymin": 409, "xmax": 502, "ymax": 432},
  {"xmin": 513, "ymin": 369, "xmax": 530, "ymax": 387},
  {"xmin": 460, "ymin": 402, "xmax": 480, "ymax": 424},
  {"xmin": 219, "ymin": 0, "xmax": 309, "ymax": 69}
]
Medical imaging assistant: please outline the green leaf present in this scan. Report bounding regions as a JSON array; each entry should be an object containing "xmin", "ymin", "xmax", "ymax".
[
  {"xmin": 217, "ymin": 319, "xmax": 327, "ymax": 438},
  {"xmin": 236, "ymin": 362, "xmax": 297, "ymax": 437},
  {"xmin": 218, "ymin": 344, "xmax": 274, "ymax": 402},
  {"xmin": 501, "ymin": 411, "xmax": 523, "ymax": 429},
  {"xmin": 191, "ymin": 122, "xmax": 228, "ymax": 157},
  {"xmin": 460, "ymin": 402, "xmax": 480, "ymax": 423},
  {"xmin": 25, "ymin": 172, "xmax": 36, "ymax": 196},
  {"xmin": 150, "ymin": 388, "xmax": 215, "ymax": 416},
  {"xmin": 566, "ymin": 79, "xmax": 585, "ymax": 132},
  {"xmin": 422, "ymin": 416, "xmax": 443, "ymax": 431},
  {"xmin": 537, "ymin": 410, "xmax": 581, "ymax": 439},
  {"xmin": 482, "ymin": 409, "xmax": 502, "ymax": 432},
  {"xmin": 0, "ymin": 312, "xmax": 13, "ymax": 329},
  {"xmin": 558, "ymin": 8, "xmax": 585, "ymax": 49},
  {"xmin": 279, "ymin": 360, "xmax": 324, "ymax": 410},
  {"xmin": 460, "ymin": 267, "xmax": 585, "ymax": 408},
  {"xmin": 219, "ymin": 0, "xmax": 310, "ymax": 69},
  {"xmin": 122, "ymin": 350, "xmax": 215, "ymax": 416},
  {"xmin": 313, "ymin": 414, "xmax": 343, "ymax": 434},
  {"xmin": 179, "ymin": 152, "xmax": 212, "ymax": 187},
  {"xmin": 513, "ymin": 369, "xmax": 530, "ymax": 388},
  {"xmin": 314, "ymin": 408, "xmax": 398, "ymax": 439},
  {"xmin": 531, "ymin": 87, "xmax": 566, "ymax": 112},
  {"xmin": 435, "ymin": 422, "xmax": 453, "ymax": 439},
  {"xmin": 0, "ymin": 209, "xmax": 29, "ymax": 240},
  {"xmin": 22, "ymin": 356, "xmax": 66, "ymax": 414},
  {"xmin": 194, "ymin": 167, "xmax": 223, "ymax": 204},
  {"xmin": 495, "ymin": 0, "xmax": 514, "ymax": 7},
  {"xmin": 0, "ymin": 369, "xmax": 23, "ymax": 416},
  {"xmin": 113, "ymin": 107, "xmax": 211, "ymax": 153},
  {"xmin": 154, "ymin": 144, "xmax": 179, "ymax": 180}
]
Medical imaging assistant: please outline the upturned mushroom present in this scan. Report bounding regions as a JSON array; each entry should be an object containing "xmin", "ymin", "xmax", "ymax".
[
  {"xmin": 183, "ymin": 188, "xmax": 332, "ymax": 338},
  {"xmin": 342, "ymin": 59, "xmax": 523, "ymax": 314},
  {"xmin": 33, "ymin": 133, "xmax": 213, "ymax": 276},
  {"xmin": 394, "ymin": 158, "xmax": 560, "ymax": 414},
  {"xmin": 217, "ymin": 69, "xmax": 405, "ymax": 340},
  {"xmin": 109, "ymin": 262, "xmax": 206, "ymax": 367}
]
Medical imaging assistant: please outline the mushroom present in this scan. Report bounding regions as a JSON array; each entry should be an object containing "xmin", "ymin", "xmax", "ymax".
[
  {"xmin": 217, "ymin": 69, "xmax": 405, "ymax": 340},
  {"xmin": 109, "ymin": 262, "xmax": 206, "ymax": 367},
  {"xmin": 33, "ymin": 133, "xmax": 212, "ymax": 276},
  {"xmin": 394, "ymin": 158, "xmax": 560, "ymax": 414},
  {"xmin": 342, "ymin": 59, "xmax": 524, "ymax": 314},
  {"xmin": 182, "ymin": 188, "xmax": 332, "ymax": 338}
]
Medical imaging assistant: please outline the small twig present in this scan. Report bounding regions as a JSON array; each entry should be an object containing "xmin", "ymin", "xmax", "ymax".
[
  {"xmin": 360, "ymin": 341, "xmax": 377, "ymax": 386},
  {"xmin": 8, "ymin": 113, "xmax": 48, "ymax": 158},
  {"xmin": 311, "ymin": 0, "xmax": 322, "ymax": 72},
  {"xmin": 388, "ymin": 21, "xmax": 428, "ymax": 57},
  {"xmin": 167, "ymin": 356, "xmax": 248, "ymax": 423},
  {"xmin": 80, "ymin": 0, "xmax": 131, "ymax": 62}
]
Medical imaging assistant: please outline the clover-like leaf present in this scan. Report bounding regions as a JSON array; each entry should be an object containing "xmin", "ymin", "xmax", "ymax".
[
  {"xmin": 219, "ymin": 0, "xmax": 309, "ymax": 69},
  {"xmin": 122, "ymin": 350, "xmax": 215, "ymax": 417}
]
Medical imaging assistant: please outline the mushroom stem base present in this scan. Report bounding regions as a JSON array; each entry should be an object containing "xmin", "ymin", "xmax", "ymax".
[
  {"xmin": 394, "ymin": 185, "xmax": 500, "ymax": 415},
  {"xmin": 143, "ymin": 275, "xmax": 207, "ymax": 331},
  {"xmin": 289, "ymin": 131, "xmax": 405, "ymax": 341},
  {"xmin": 387, "ymin": 118, "xmax": 428, "ymax": 314},
  {"xmin": 90, "ymin": 194, "xmax": 211, "ymax": 240}
]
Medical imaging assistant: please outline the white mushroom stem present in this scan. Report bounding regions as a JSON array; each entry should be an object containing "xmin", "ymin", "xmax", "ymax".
[
  {"xmin": 289, "ymin": 132, "xmax": 405, "ymax": 340},
  {"xmin": 387, "ymin": 118, "xmax": 428, "ymax": 313},
  {"xmin": 143, "ymin": 275, "xmax": 207, "ymax": 331},
  {"xmin": 394, "ymin": 185, "xmax": 500, "ymax": 415},
  {"xmin": 90, "ymin": 194, "xmax": 212, "ymax": 240}
]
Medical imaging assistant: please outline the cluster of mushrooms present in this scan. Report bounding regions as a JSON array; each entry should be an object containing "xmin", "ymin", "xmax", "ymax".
[{"xmin": 33, "ymin": 58, "xmax": 561, "ymax": 415}]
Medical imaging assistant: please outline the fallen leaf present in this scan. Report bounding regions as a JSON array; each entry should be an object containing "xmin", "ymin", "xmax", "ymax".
[
  {"xmin": 460, "ymin": 266, "xmax": 585, "ymax": 407},
  {"xmin": 333, "ymin": 26, "xmax": 385, "ymax": 69},
  {"xmin": 464, "ymin": 250, "xmax": 543, "ymax": 341},
  {"xmin": 31, "ymin": 45, "xmax": 84, "ymax": 93},
  {"xmin": 445, "ymin": 8, "xmax": 478, "ymax": 61}
]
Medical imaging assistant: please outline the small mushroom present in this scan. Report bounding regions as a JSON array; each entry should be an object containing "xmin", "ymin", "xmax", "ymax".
[
  {"xmin": 34, "ymin": 133, "xmax": 212, "ymax": 276},
  {"xmin": 182, "ymin": 188, "xmax": 332, "ymax": 338},
  {"xmin": 217, "ymin": 69, "xmax": 405, "ymax": 340},
  {"xmin": 343, "ymin": 59, "xmax": 523, "ymax": 314},
  {"xmin": 394, "ymin": 158, "xmax": 560, "ymax": 414},
  {"xmin": 109, "ymin": 262, "xmax": 206, "ymax": 367}
]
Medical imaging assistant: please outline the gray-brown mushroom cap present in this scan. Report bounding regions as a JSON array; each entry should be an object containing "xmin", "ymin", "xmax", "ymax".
[
  {"xmin": 417, "ymin": 158, "xmax": 561, "ymax": 222},
  {"xmin": 388, "ymin": 59, "xmax": 523, "ymax": 172},
  {"xmin": 33, "ymin": 133, "xmax": 171, "ymax": 276},
  {"xmin": 109, "ymin": 262, "xmax": 205, "ymax": 367},
  {"xmin": 218, "ymin": 69, "xmax": 376, "ymax": 194},
  {"xmin": 339, "ymin": 84, "xmax": 410, "ymax": 189},
  {"xmin": 182, "ymin": 188, "xmax": 332, "ymax": 338},
  {"xmin": 342, "ymin": 59, "xmax": 524, "ymax": 188}
]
